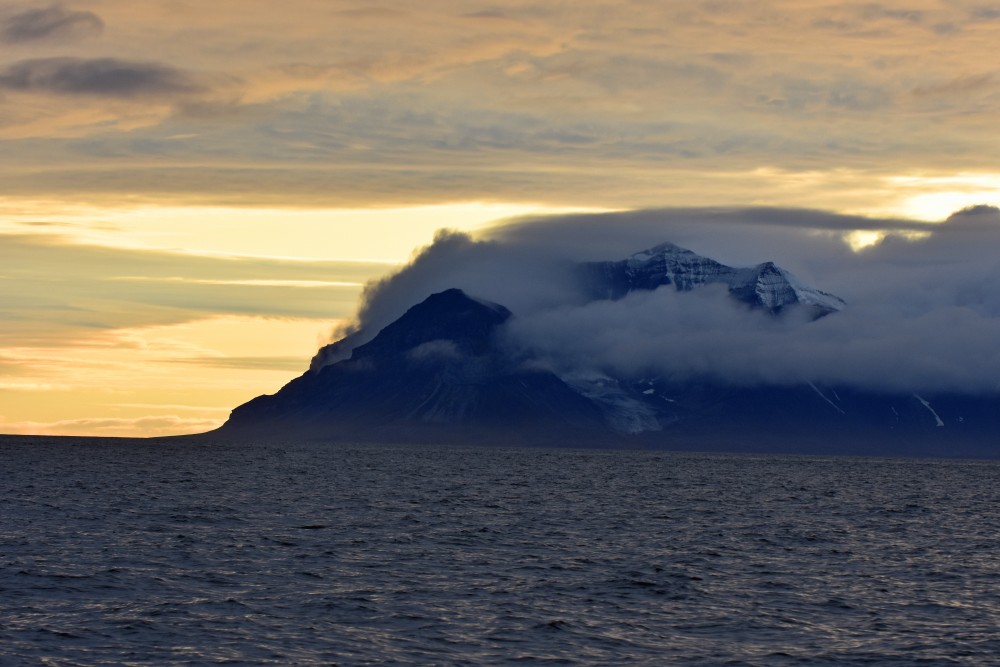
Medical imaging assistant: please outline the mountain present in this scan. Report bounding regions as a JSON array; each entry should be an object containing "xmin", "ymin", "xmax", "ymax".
[
  {"xmin": 308, "ymin": 242, "xmax": 845, "ymax": 372},
  {"xmin": 582, "ymin": 242, "xmax": 846, "ymax": 316},
  {"xmin": 209, "ymin": 245, "xmax": 1000, "ymax": 456},
  {"xmin": 574, "ymin": 376, "xmax": 1000, "ymax": 456},
  {"xmin": 218, "ymin": 289, "xmax": 607, "ymax": 444}
]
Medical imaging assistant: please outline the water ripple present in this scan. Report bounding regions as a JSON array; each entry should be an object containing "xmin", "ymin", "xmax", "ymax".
[{"xmin": 2, "ymin": 439, "xmax": 1000, "ymax": 665}]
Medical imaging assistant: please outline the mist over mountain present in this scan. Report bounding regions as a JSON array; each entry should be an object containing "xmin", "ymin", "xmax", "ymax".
[
  {"xmin": 212, "ymin": 206, "xmax": 1000, "ymax": 454},
  {"xmin": 313, "ymin": 206, "xmax": 1000, "ymax": 394}
]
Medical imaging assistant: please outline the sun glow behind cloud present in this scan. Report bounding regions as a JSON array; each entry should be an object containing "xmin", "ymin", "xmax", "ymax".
[{"xmin": 884, "ymin": 174, "xmax": 1000, "ymax": 222}]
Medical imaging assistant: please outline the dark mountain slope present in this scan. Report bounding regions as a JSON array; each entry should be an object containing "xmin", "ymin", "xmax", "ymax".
[{"xmin": 216, "ymin": 289, "xmax": 607, "ymax": 444}]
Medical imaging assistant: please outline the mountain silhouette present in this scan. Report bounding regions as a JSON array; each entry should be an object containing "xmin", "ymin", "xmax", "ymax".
[{"xmin": 208, "ymin": 247, "xmax": 1000, "ymax": 456}]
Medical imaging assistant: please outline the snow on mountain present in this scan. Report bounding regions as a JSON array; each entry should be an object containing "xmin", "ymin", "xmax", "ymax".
[
  {"xmin": 310, "ymin": 242, "xmax": 848, "ymax": 373},
  {"xmin": 583, "ymin": 242, "xmax": 846, "ymax": 316},
  {"xmin": 561, "ymin": 372, "xmax": 662, "ymax": 434}
]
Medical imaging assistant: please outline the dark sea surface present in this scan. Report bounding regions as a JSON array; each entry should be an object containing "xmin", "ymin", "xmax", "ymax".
[{"xmin": 2, "ymin": 437, "xmax": 1000, "ymax": 666}]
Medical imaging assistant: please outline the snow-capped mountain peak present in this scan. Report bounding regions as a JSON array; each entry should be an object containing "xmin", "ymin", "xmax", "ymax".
[
  {"xmin": 628, "ymin": 241, "xmax": 694, "ymax": 260},
  {"xmin": 584, "ymin": 242, "xmax": 845, "ymax": 316}
]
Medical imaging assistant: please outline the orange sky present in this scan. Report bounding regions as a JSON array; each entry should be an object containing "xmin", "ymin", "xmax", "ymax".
[{"xmin": 3, "ymin": 1, "xmax": 1000, "ymax": 436}]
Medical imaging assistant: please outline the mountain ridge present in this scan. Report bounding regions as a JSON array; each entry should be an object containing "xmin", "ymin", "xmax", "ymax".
[
  {"xmin": 206, "ymin": 243, "xmax": 1000, "ymax": 456},
  {"xmin": 309, "ymin": 242, "xmax": 845, "ymax": 372},
  {"xmin": 582, "ymin": 241, "xmax": 846, "ymax": 316}
]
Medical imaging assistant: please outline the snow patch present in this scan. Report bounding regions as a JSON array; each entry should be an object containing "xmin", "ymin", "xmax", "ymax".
[
  {"xmin": 563, "ymin": 373, "xmax": 661, "ymax": 434},
  {"xmin": 407, "ymin": 339, "xmax": 462, "ymax": 362},
  {"xmin": 809, "ymin": 382, "xmax": 846, "ymax": 415},
  {"xmin": 913, "ymin": 394, "xmax": 945, "ymax": 427}
]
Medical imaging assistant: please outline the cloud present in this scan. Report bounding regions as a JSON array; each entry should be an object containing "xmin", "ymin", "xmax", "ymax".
[
  {"xmin": 407, "ymin": 339, "xmax": 462, "ymax": 363},
  {"xmin": 968, "ymin": 5, "xmax": 1000, "ymax": 21},
  {"xmin": 329, "ymin": 207, "xmax": 1000, "ymax": 394},
  {"xmin": 0, "ymin": 414, "xmax": 223, "ymax": 437},
  {"xmin": 912, "ymin": 73, "xmax": 995, "ymax": 97},
  {"xmin": 946, "ymin": 203, "xmax": 1000, "ymax": 221},
  {"xmin": 332, "ymin": 207, "xmax": 934, "ymax": 340},
  {"xmin": 1, "ymin": 4, "xmax": 103, "ymax": 43},
  {"xmin": 504, "ymin": 285, "xmax": 1000, "ymax": 394},
  {"xmin": 168, "ymin": 355, "xmax": 309, "ymax": 371},
  {"xmin": 0, "ymin": 57, "xmax": 202, "ymax": 98},
  {"xmin": 0, "ymin": 1, "xmax": 998, "ymax": 208},
  {"xmin": 0, "ymin": 234, "xmax": 386, "ymax": 345},
  {"xmin": 0, "ymin": 380, "xmax": 70, "ymax": 391}
]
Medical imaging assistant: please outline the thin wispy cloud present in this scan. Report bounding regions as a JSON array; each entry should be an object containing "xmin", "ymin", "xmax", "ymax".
[
  {"xmin": 0, "ymin": 235, "xmax": 383, "ymax": 344},
  {"xmin": 0, "ymin": 4, "xmax": 103, "ymax": 44},
  {"xmin": 0, "ymin": 415, "xmax": 224, "ymax": 437},
  {"xmin": 167, "ymin": 356, "xmax": 311, "ymax": 371}
]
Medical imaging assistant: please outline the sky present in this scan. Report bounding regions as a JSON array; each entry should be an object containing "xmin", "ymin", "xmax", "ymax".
[{"xmin": 3, "ymin": 1, "xmax": 1000, "ymax": 436}]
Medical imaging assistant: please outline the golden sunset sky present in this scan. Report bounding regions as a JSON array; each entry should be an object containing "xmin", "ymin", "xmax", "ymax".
[{"xmin": 3, "ymin": 0, "xmax": 1000, "ymax": 436}]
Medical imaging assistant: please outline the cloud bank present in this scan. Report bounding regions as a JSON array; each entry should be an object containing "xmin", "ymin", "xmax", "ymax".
[
  {"xmin": 3, "ymin": 1, "xmax": 1000, "ymax": 210},
  {"xmin": 331, "ymin": 207, "xmax": 1000, "ymax": 394}
]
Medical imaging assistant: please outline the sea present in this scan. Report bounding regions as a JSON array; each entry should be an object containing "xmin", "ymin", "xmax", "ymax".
[{"xmin": 2, "ymin": 437, "xmax": 1000, "ymax": 666}]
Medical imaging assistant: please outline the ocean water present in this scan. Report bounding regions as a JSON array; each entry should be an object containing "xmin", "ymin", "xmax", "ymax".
[{"xmin": 2, "ymin": 438, "xmax": 1000, "ymax": 666}]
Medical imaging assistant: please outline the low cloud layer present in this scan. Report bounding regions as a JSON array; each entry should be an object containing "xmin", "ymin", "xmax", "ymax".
[{"xmin": 337, "ymin": 207, "xmax": 1000, "ymax": 394}]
